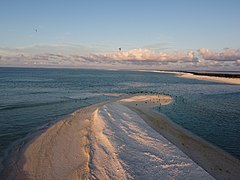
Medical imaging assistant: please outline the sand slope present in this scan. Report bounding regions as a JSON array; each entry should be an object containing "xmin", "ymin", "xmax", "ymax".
[
  {"xmin": 10, "ymin": 95, "xmax": 221, "ymax": 179},
  {"xmin": 122, "ymin": 96, "xmax": 240, "ymax": 179},
  {"xmin": 97, "ymin": 102, "xmax": 213, "ymax": 179},
  {"xmin": 19, "ymin": 105, "xmax": 99, "ymax": 180}
]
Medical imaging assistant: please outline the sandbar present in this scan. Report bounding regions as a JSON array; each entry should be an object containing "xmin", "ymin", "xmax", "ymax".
[
  {"xmin": 122, "ymin": 95, "xmax": 240, "ymax": 179},
  {"xmin": 6, "ymin": 95, "xmax": 240, "ymax": 179}
]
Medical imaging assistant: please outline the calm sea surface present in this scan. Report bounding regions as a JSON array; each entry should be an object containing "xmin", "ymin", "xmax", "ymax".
[{"xmin": 0, "ymin": 67, "xmax": 240, "ymax": 172}]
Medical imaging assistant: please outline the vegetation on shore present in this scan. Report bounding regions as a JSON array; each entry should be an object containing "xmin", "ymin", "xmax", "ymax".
[{"xmin": 159, "ymin": 70, "xmax": 240, "ymax": 79}]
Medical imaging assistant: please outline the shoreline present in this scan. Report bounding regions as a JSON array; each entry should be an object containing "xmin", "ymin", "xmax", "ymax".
[
  {"xmin": 157, "ymin": 70, "xmax": 240, "ymax": 85},
  {"xmin": 4, "ymin": 95, "xmax": 240, "ymax": 179},
  {"xmin": 122, "ymin": 97, "xmax": 240, "ymax": 179},
  {"xmin": 137, "ymin": 69, "xmax": 240, "ymax": 84}
]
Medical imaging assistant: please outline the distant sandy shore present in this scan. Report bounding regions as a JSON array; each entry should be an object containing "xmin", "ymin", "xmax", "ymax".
[
  {"xmin": 7, "ymin": 95, "xmax": 240, "ymax": 179},
  {"xmin": 157, "ymin": 70, "xmax": 240, "ymax": 85},
  {"xmin": 180, "ymin": 73, "xmax": 240, "ymax": 84}
]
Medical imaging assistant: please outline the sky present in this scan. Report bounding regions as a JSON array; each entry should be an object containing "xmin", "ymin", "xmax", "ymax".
[{"xmin": 0, "ymin": 0, "xmax": 240, "ymax": 70}]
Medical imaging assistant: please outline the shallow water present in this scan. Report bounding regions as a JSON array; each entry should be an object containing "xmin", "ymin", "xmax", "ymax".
[{"xmin": 0, "ymin": 67, "xmax": 240, "ymax": 172}]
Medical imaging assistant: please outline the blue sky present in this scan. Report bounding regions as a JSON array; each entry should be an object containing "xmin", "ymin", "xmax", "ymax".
[
  {"xmin": 0, "ymin": 0, "xmax": 240, "ymax": 69},
  {"xmin": 1, "ymin": 0, "xmax": 240, "ymax": 49}
]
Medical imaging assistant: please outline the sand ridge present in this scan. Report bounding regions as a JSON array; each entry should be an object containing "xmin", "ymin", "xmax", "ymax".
[
  {"xmin": 9, "ymin": 94, "xmax": 240, "ymax": 179},
  {"xmin": 121, "ymin": 96, "xmax": 240, "ymax": 179},
  {"xmin": 20, "ymin": 105, "xmax": 97, "ymax": 180}
]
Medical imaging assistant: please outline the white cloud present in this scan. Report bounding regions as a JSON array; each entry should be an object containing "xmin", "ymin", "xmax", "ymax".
[
  {"xmin": 80, "ymin": 48, "xmax": 197, "ymax": 63},
  {"xmin": 0, "ymin": 46, "xmax": 239, "ymax": 70},
  {"xmin": 198, "ymin": 48, "xmax": 240, "ymax": 61}
]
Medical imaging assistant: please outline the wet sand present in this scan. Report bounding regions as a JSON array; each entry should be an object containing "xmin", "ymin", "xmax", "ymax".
[
  {"xmin": 122, "ymin": 96, "xmax": 240, "ymax": 179},
  {"xmin": 7, "ymin": 95, "xmax": 240, "ymax": 179}
]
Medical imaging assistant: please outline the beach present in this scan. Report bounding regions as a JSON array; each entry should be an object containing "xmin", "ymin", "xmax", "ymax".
[
  {"xmin": 157, "ymin": 70, "xmax": 240, "ymax": 85},
  {"xmin": 1, "ymin": 1, "xmax": 240, "ymax": 179},
  {"xmin": 6, "ymin": 95, "xmax": 240, "ymax": 179}
]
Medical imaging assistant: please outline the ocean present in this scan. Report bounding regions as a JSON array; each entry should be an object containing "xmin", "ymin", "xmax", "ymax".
[{"xmin": 0, "ymin": 67, "xmax": 240, "ymax": 173}]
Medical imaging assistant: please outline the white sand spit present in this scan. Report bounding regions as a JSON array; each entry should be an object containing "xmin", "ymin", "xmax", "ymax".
[
  {"xmin": 120, "ymin": 95, "xmax": 172, "ymax": 105},
  {"xmin": 12, "ymin": 95, "xmax": 240, "ymax": 179}
]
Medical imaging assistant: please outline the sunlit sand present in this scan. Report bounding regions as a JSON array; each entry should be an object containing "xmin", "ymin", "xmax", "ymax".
[{"xmin": 10, "ymin": 95, "xmax": 240, "ymax": 179}]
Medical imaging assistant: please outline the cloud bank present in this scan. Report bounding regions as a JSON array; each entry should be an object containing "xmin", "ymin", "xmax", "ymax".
[
  {"xmin": 80, "ymin": 49, "xmax": 197, "ymax": 63},
  {"xmin": 198, "ymin": 48, "xmax": 240, "ymax": 61},
  {"xmin": 0, "ymin": 45, "xmax": 240, "ymax": 70}
]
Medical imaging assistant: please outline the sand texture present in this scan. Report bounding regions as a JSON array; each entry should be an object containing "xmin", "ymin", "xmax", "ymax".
[
  {"xmin": 122, "ymin": 96, "xmax": 240, "ymax": 179},
  {"xmin": 17, "ymin": 105, "xmax": 99, "ymax": 180},
  {"xmin": 9, "ymin": 95, "xmax": 240, "ymax": 179}
]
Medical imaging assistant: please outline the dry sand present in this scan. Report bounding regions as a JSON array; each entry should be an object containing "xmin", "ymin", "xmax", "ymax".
[
  {"xmin": 157, "ymin": 70, "xmax": 240, "ymax": 85},
  {"xmin": 14, "ymin": 104, "xmax": 100, "ymax": 180},
  {"xmin": 97, "ymin": 101, "xmax": 212, "ymax": 179},
  {"xmin": 122, "ymin": 95, "xmax": 240, "ymax": 179},
  {"xmin": 8, "ymin": 95, "xmax": 240, "ymax": 179}
]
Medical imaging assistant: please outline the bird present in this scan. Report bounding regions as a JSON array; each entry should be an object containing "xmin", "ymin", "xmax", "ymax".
[
  {"xmin": 119, "ymin": 47, "xmax": 121, "ymax": 52},
  {"xmin": 35, "ymin": 29, "xmax": 38, "ymax": 33}
]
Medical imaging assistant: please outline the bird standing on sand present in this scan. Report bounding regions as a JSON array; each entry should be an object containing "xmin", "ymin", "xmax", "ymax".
[{"xmin": 119, "ymin": 48, "xmax": 121, "ymax": 52}]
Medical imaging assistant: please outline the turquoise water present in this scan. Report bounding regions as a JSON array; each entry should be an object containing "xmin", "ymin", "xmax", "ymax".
[{"xmin": 0, "ymin": 67, "xmax": 240, "ymax": 173}]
